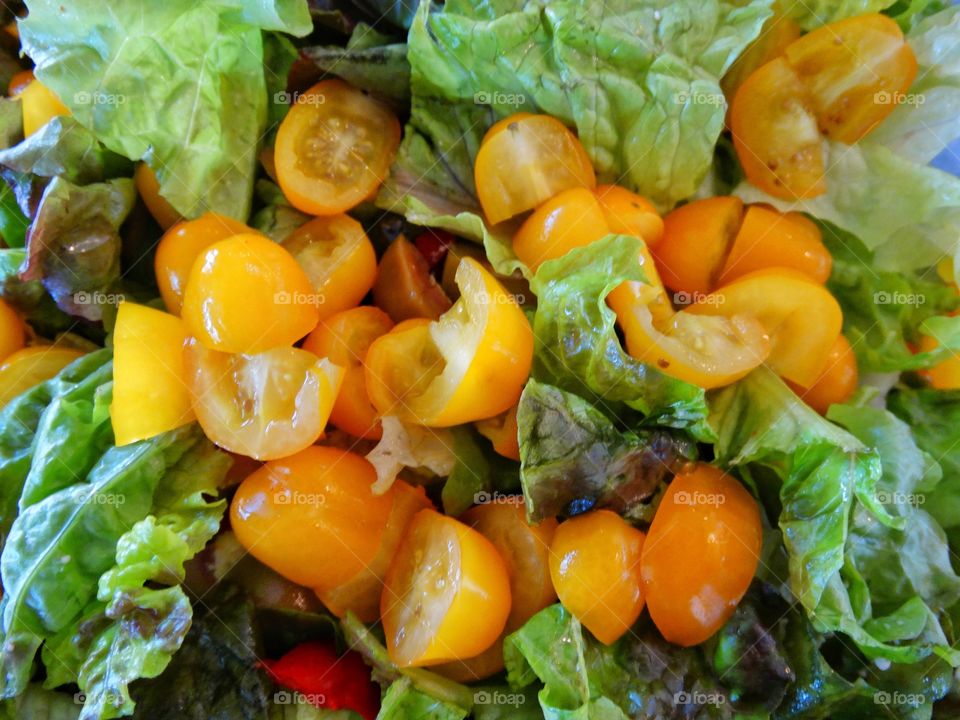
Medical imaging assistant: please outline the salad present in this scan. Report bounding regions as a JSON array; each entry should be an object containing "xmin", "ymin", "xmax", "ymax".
[{"xmin": 0, "ymin": 0, "xmax": 958, "ymax": 718}]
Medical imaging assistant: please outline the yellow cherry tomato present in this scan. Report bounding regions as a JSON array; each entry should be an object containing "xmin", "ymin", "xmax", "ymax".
[
  {"xmin": 474, "ymin": 113, "xmax": 596, "ymax": 225},
  {"xmin": 549, "ymin": 509, "xmax": 645, "ymax": 645},
  {"xmin": 687, "ymin": 268, "xmax": 842, "ymax": 386},
  {"xmin": 0, "ymin": 346, "xmax": 85, "ymax": 408},
  {"xmin": 918, "ymin": 332, "xmax": 960, "ymax": 390},
  {"xmin": 730, "ymin": 57, "xmax": 825, "ymax": 200},
  {"xmin": 275, "ymin": 79, "xmax": 401, "ymax": 215},
  {"xmin": 317, "ymin": 479, "xmax": 433, "ymax": 622},
  {"xmin": 19, "ymin": 79, "xmax": 69, "ymax": 137},
  {"xmin": 783, "ymin": 13, "xmax": 917, "ymax": 143},
  {"xmin": 281, "ymin": 214, "xmax": 378, "ymax": 321},
  {"xmin": 134, "ymin": 163, "xmax": 182, "ymax": 230},
  {"xmin": 7, "ymin": 69, "xmax": 35, "ymax": 97},
  {"xmin": 111, "ymin": 302, "xmax": 195, "ymax": 446},
  {"xmin": 475, "ymin": 405, "xmax": 521, "ymax": 462},
  {"xmin": 0, "ymin": 298, "xmax": 25, "ymax": 363},
  {"xmin": 721, "ymin": 12, "xmax": 801, "ymax": 111},
  {"xmin": 184, "ymin": 338, "xmax": 343, "ymax": 461},
  {"xmin": 381, "ymin": 508, "xmax": 512, "ymax": 667},
  {"xmin": 593, "ymin": 185, "xmax": 664, "ymax": 246},
  {"xmin": 641, "ymin": 464, "xmax": 762, "ymax": 646},
  {"xmin": 365, "ymin": 258, "xmax": 533, "ymax": 426},
  {"xmin": 787, "ymin": 334, "xmax": 858, "ymax": 414},
  {"xmin": 435, "ymin": 501, "xmax": 557, "ymax": 682},
  {"xmin": 373, "ymin": 235, "xmax": 453, "ymax": 322},
  {"xmin": 512, "ymin": 187, "xmax": 610, "ymax": 271},
  {"xmin": 155, "ymin": 212, "xmax": 253, "ymax": 314},
  {"xmin": 181, "ymin": 233, "xmax": 319, "ymax": 353},
  {"xmin": 231, "ymin": 446, "xmax": 395, "ymax": 590},
  {"xmin": 302, "ymin": 306, "xmax": 394, "ymax": 440}
]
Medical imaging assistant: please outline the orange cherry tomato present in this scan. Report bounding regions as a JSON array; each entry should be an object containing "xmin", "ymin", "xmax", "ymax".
[
  {"xmin": 435, "ymin": 501, "xmax": 557, "ymax": 681},
  {"xmin": 687, "ymin": 268, "xmax": 842, "ymax": 386},
  {"xmin": 0, "ymin": 346, "xmax": 84, "ymax": 408},
  {"xmin": 783, "ymin": 13, "xmax": 917, "ymax": 143},
  {"xmin": 653, "ymin": 197, "xmax": 744, "ymax": 295},
  {"xmin": 7, "ymin": 69, "xmax": 34, "ymax": 97},
  {"xmin": 512, "ymin": 187, "xmax": 609, "ymax": 271},
  {"xmin": 182, "ymin": 233, "xmax": 319, "ymax": 353},
  {"xmin": 373, "ymin": 235, "xmax": 452, "ymax": 322},
  {"xmin": 593, "ymin": 185, "xmax": 664, "ymax": 246},
  {"xmin": 365, "ymin": 258, "xmax": 533, "ymax": 426},
  {"xmin": 303, "ymin": 306, "xmax": 394, "ymax": 440},
  {"xmin": 641, "ymin": 464, "xmax": 762, "ymax": 646},
  {"xmin": 918, "ymin": 333, "xmax": 960, "ymax": 390},
  {"xmin": 474, "ymin": 113, "xmax": 596, "ymax": 225},
  {"xmin": 475, "ymin": 405, "xmax": 520, "ymax": 462},
  {"xmin": 608, "ymin": 282, "xmax": 770, "ymax": 390},
  {"xmin": 317, "ymin": 479, "xmax": 433, "ymax": 622},
  {"xmin": 549, "ymin": 509, "xmax": 645, "ymax": 645},
  {"xmin": 281, "ymin": 215, "xmax": 378, "ymax": 321},
  {"xmin": 730, "ymin": 58, "xmax": 825, "ymax": 200},
  {"xmin": 721, "ymin": 13, "xmax": 801, "ymax": 112},
  {"xmin": 184, "ymin": 338, "xmax": 343, "ymax": 461},
  {"xmin": 155, "ymin": 212, "xmax": 253, "ymax": 314},
  {"xmin": 0, "ymin": 299, "xmax": 25, "ymax": 363},
  {"xmin": 787, "ymin": 333, "xmax": 858, "ymax": 414},
  {"xmin": 134, "ymin": 163, "xmax": 182, "ymax": 230},
  {"xmin": 19, "ymin": 79, "xmax": 70, "ymax": 137},
  {"xmin": 112, "ymin": 302, "xmax": 195, "ymax": 446},
  {"xmin": 275, "ymin": 79, "xmax": 400, "ymax": 215},
  {"xmin": 718, "ymin": 206, "xmax": 832, "ymax": 286},
  {"xmin": 231, "ymin": 446, "xmax": 394, "ymax": 590},
  {"xmin": 381, "ymin": 508, "xmax": 511, "ymax": 667}
]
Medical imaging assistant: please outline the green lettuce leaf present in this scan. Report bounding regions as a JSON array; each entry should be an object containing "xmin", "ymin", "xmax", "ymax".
[
  {"xmin": 441, "ymin": 426, "xmax": 520, "ymax": 517},
  {"xmin": 0, "ymin": 97, "xmax": 22, "ymax": 150},
  {"xmin": 530, "ymin": 234, "xmax": 714, "ymax": 439},
  {"xmin": 784, "ymin": 0, "xmax": 898, "ymax": 30},
  {"xmin": 250, "ymin": 180, "xmax": 311, "ymax": 243},
  {"xmin": 0, "ymin": 248, "xmax": 76, "ymax": 340},
  {"xmin": 19, "ymin": 0, "xmax": 311, "ymax": 221},
  {"xmin": 0, "ymin": 185, "xmax": 27, "ymax": 248},
  {"xmin": 517, "ymin": 380, "xmax": 695, "ymax": 521},
  {"xmin": 0, "ymin": 685, "xmax": 81, "ymax": 720},
  {"xmin": 378, "ymin": 678, "xmax": 468, "ymax": 720}
]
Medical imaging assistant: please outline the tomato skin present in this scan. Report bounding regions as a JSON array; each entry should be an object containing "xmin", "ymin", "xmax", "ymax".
[
  {"xmin": 7, "ymin": 69, "xmax": 34, "ymax": 97},
  {"xmin": 435, "ymin": 501, "xmax": 557, "ymax": 681},
  {"xmin": 275, "ymin": 79, "xmax": 401, "ymax": 215},
  {"xmin": 721, "ymin": 12, "xmax": 801, "ymax": 112},
  {"xmin": 475, "ymin": 405, "xmax": 521, "ymax": 462},
  {"xmin": 653, "ymin": 197, "xmax": 743, "ymax": 295},
  {"xmin": 918, "ymin": 333, "xmax": 960, "ymax": 390},
  {"xmin": 512, "ymin": 187, "xmax": 609, "ymax": 271},
  {"xmin": 19, "ymin": 79, "xmax": 69, "ymax": 137},
  {"xmin": 381, "ymin": 508, "xmax": 512, "ymax": 667},
  {"xmin": 282, "ymin": 215, "xmax": 378, "ymax": 322},
  {"xmin": 111, "ymin": 302, "xmax": 195, "ymax": 446},
  {"xmin": 730, "ymin": 57, "xmax": 825, "ymax": 200},
  {"xmin": 641, "ymin": 464, "xmax": 762, "ymax": 647},
  {"xmin": 474, "ymin": 113, "xmax": 596, "ymax": 224},
  {"xmin": 231, "ymin": 446, "xmax": 394, "ymax": 591},
  {"xmin": 594, "ymin": 185, "xmax": 664, "ymax": 246},
  {"xmin": 783, "ymin": 13, "xmax": 917, "ymax": 143},
  {"xmin": 182, "ymin": 233, "xmax": 319, "ymax": 353},
  {"xmin": 0, "ymin": 346, "xmax": 85, "ymax": 408},
  {"xmin": 134, "ymin": 163, "xmax": 182, "ymax": 230},
  {"xmin": 303, "ymin": 306, "xmax": 394, "ymax": 440},
  {"xmin": 0, "ymin": 299, "xmax": 25, "ymax": 363},
  {"xmin": 373, "ymin": 235, "xmax": 452, "ymax": 322},
  {"xmin": 787, "ymin": 334, "xmax": 858, "ymax": 414},
  {"xmin": 155, "ymin": 212, "xmax": 253, "ymax": 314},
  {"xmin": 549, "ymin": 509, "xmax": 645, "ymax": 645},
  {"xmin": 718, "ymin": 206, "xmax": 832, "ymax": 286}
]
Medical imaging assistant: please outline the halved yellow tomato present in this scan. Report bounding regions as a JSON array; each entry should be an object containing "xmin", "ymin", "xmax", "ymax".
[
  {"xmin": 474, "ymin": 113, "xmax": 596, "ymax": 224},
  {"xmin": 19, "ymin": 79, "xmax": 69, "ymax": 137},
  {"xmin": 134, "ymin": 163, "xmax": 182, "ymax": 230},
  {"xmin": 381, "ymin": 508, "xmax": 511, "ymax": 667},
  {"xmin": 918, "ymin": 333, "xmax": 960, "ymax": 390},
  {"xmin": 0, "ymin": 298, "xmax": 25, "ymax": 363},
  {"xmin": 155, "ymin": 212, "xmax": 253, "ymax": 314},
  {"xmin": 721, "ymin": 12, "xmax": 802, "ymax": 111},
  {"xmin": 111, "ymin": 302, "xmax": 195, "ymax": 446},
  {"xmin": 687, "ymin": 268, "xmax": 842, "ymax": 386},
  {"xmin": 783, "ymin": 13, "xmax": 917, "ymax": 143},
  {"xmin": 608, "ymin": 282, "xmax": 770, "ymax": 390},
  {"xmin": 281, "ymin": 215, "xmax": 378, "ymax": 321},
  {"xmin": 184, "ymin": 338, "xmax": 343, "ymax": 460},
  {"xmin": 512, "ymin": 187, "xmax": 609, "ymax": 271},
  {"xmin": 373, "ymin": 235, "xmax": 452, "ymax": 322},
  {"xmin": 181, "ymin": 233, "xmax": 319, "ymax": 353},
  {"xmin": 365, "ymin": 258, "xmax": 533, "ymax": 426},
  {"xmin": 435, "ymin": 501, "xmax": 557, "ymax": 681},
  {"xmin": 787, "ymin": 333, "xmax": 858, "ymax": 414},
  {"xmin": 730, "ymin": 57, "xmax": 825, "ymax": 200},
  {"xmin": 0, "ymin": 346, "xmax": 84, "ymax": 408},
  {"xmin": 593, "ymin": 185, "xmax": 664, "ymax": 246},
  {"xmin": 475, "ymin": 405, "xmax": 521, "ymax": 462},
  {"xmin": 275, "ymin": 79, "xmax": 401, "ymax": 215}
]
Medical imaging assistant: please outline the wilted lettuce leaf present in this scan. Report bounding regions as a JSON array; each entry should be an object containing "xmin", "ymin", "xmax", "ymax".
[
  {"xmin": 709, "ymin": 369, "xmax": 960, "ymax": 668},
  {"xmin": 0, "ymin": 248, "xmax": 77, "ymax": 339},
  {"xmin": 530, "ymin": 235, "xmax": 714, "ymax": 439},
  {"xmin": 819, "ymin": 220, "xmax": 960, "ymax": 372},
  {"xmin": 302, "ymin": 35, "xmax": 410, "ymax": 107},
  {"xmin": 517, "ymin": 380, "xmax": 695, "ymax": 521},
  {"xmin": 19, "ymin": 0, "xmax": 311, "ymax": 221}
]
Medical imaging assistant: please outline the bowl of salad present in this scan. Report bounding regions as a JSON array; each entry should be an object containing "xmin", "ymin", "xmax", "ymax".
[{"xmin": 0, "ymin": 0, "xmax": 958, "ymax": 718}]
